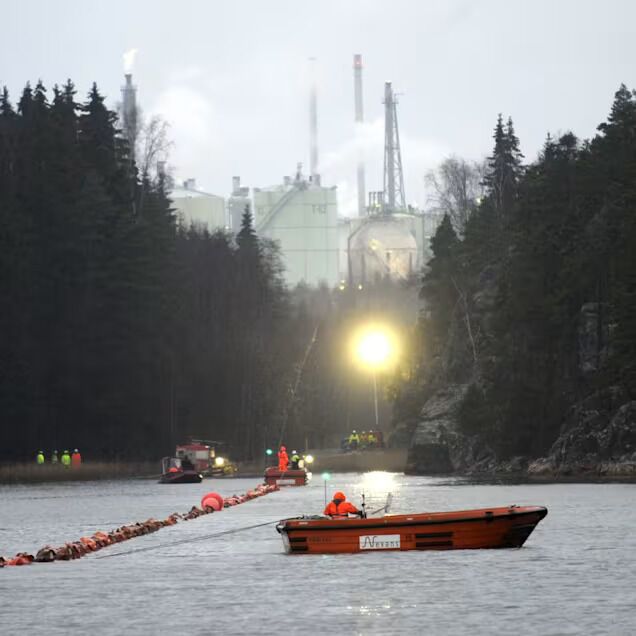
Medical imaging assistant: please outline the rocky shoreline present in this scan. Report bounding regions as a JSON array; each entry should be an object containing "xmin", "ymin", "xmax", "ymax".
[{"xmin": 403, "ymin": 383, "xmax": 636, "ymax": 480}]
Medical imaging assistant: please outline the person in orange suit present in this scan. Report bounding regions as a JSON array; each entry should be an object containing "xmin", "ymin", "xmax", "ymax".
[
  {"xmin": 71, "ymin": 449, "xmax": 82, "ymax": 468},
  {"xmin": 278, "ymin": 446, "xmax": 289, "ymax": 471},
  {"xmin": 323, "ymin": 492, "xmax": 363, "ymax": 518}
]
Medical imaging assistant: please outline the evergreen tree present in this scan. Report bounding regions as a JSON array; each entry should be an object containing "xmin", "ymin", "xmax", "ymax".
[
  {"xmin": 236, "ymin": 205, "xmax": 259, "ymax": 254},
  {"xmin": 421, "ymin": 215, "xmax": 460, "ymax": 350},
  {"xmin": 482, "ymin": 113, "xmax": 524, "ymax": 219},
  {"xmin": 0, "ymin": 86, "xmax": 14, "ymax": 117},
  {"xmin": 17, "ymin": 83, "xmax": 33, "ymax": 117}
]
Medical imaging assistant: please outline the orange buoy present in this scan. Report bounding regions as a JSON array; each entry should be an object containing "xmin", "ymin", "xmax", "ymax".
[
  {"xmin": 202, "ymin": 497, "xmax": 222, "ymax": 511},
  {"xmin": 201, "ymin": 492, "xmax": 224, "ymax": 510}
]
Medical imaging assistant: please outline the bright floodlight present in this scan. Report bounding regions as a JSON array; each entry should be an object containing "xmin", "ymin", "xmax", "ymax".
[
  {"xmin": 357, "ymin": 330, "xmax": 391, "ymax": 367},
  {"xmin": 350, "ymin": 323, "xmax": 400, "ymax": 373},
  {"xmin": 214, "ymin": 457, "xmax": 225, "ymax": 467},
  {"xmin": 304, "ymin": 454, "xmax": 314, "ymax": 464}
]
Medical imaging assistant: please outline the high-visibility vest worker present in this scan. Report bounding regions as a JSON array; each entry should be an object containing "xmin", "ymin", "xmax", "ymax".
[
  {"xmin": 290, "ymin": 452, "xmax": 300, "ymax": 469},
  {"xmin": 51, "ymin": 450, "xmax": 59, "ymax": 464},
  {"xmin": 278, "ymin": 446, "xmax": 289, "ymax": 471},
  {"xmin": 71, "ymin": 449, "xmax": 82, "ymax": 468},
  {"xmin": 61, "ymin": 450, "xmax": 71, "ymax": 468},
  {"xmin": 36, "ymin": 451, "xmax": 45, "ymax": 465},
  {"xmin": 323, "ymin": 492, "xmax": 362, "ymax": 518}
]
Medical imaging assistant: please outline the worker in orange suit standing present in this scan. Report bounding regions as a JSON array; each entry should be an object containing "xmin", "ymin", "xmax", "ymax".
[
  {"xmin": 71, "ymin": 448, "xmax": 82, "ymax": 468},
  {"xmin": 277, "ymin": 445, "xmax": 289, "ymax": 471}
]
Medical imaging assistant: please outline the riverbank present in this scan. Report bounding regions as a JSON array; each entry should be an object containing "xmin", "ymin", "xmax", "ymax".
[
  {"xmin": 0, "ymin": 450, "xmax": 409, "ymax": 484},
  {"xmin": 0, "ymin": 461, "xmax": 158, "ymax": 484},
  {"xmin": 309, "ymin": 448, "xmax": 408, "ymax": 473}
]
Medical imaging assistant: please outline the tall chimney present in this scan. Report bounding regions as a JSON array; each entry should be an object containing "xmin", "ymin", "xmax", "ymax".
[
  {"xmin": 309, "ymin": 57, "xmax": 319, "ymax": 182},
  {"xmin": 121, "ymin": 73, "xmax": 137, "ymax": 155},
  {"xmin": 353, "ymin": 54, "xmax": 366, "ymax": 216}
]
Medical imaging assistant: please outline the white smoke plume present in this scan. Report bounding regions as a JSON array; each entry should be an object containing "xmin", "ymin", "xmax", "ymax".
[
  {"xmin": 123, "ymin": 48, "xmax": 138, "ymax": 74},
  {"xmin": 321, "ymin": 117, "xmax": 449, "ymax": 217}
]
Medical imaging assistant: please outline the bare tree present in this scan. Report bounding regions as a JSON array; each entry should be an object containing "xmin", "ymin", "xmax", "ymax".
[
  {"xmin": 137, "ymin": 115, "xmax": 173, "ymax": 182},
  {"xmin": 425, "ymin": 156, "xmax": 486, "ymax": 235}
]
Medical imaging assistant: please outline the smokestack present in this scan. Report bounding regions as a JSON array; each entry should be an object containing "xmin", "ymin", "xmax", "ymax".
[
  {"xmin": 232, "ymin": 176, "xmax": 241, "ymax": 195},
  {"xmin": 353, "ymin": 54, "xmax": 366, "ymax": 216},
  {"xmin": 309, "ymin": 57, "xmax": 319, "ymax": 182},
  {"xmin": 121, "ymin": 73, "xmax": 137, "ymax": 153}
]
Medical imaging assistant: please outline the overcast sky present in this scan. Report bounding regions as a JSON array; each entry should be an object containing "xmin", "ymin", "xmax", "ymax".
[{"xmin": 2, "ymin": 0, "xmax": 635, "ymax": 215}]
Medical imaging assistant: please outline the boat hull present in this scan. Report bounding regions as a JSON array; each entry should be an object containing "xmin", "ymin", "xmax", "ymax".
[
  {"xmin": 277, "ymin": 506, "xmax": 547, "ymax": 554},
  {"xmin": 264, "ymin": 467, "xmax": 308, "ymax": 486},
  {"xmin": 158, "ymin": 470, "xmax": 203, "ymax": 484}
]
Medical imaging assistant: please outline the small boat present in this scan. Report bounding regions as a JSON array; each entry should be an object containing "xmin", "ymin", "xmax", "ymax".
[
  {"xmin": 276, "ymin": 505, "xmax": 547, "ymax": 554},
  {"xmin": 158, "ymin": 457, "xmax": 202, "ymax": 484},
  {"xmin": 175, "ymin": 440, "xmax": 239, "ymax": 478},
  {"xmin": 264, "ymin": 466, "xmax": 308, "ymax": 487}
]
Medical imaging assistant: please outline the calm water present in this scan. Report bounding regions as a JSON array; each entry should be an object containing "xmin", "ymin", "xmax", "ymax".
[{"xmin": 0, "ymin": 473, "xmax": 634, "ymax": 635}]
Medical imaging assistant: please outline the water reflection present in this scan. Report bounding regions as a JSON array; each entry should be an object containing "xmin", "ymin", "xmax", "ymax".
[
  {"xmin": 352, "ymin": 471, "xmax": 399, "ymax": 512},
  {"xmin": 358, "ymin": 470, "xmax": 398, "ymax": 494}
]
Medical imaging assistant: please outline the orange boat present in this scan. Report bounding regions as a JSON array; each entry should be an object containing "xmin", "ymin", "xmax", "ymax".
[
  {"xmin": 276, "ymin": 505, "xmax": 547, "ymax": 554},
  {"xmin": 264, "ymin": 466, "xmax": 308, "ymax": 487}
]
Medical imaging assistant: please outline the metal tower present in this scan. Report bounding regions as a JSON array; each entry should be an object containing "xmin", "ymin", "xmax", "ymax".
[
  {"xmin": 382, "ymin": 81, "xmax": 406, "ymax": 214},
  {"xmin": 353, "ymin": 54, "xmax": 366, "ymax": 216}
]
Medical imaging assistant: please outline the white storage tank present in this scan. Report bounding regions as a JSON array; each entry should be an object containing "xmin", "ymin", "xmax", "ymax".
[
  {"xmin": 170, "ymin": 179, "xmax": 226, "ymax": 231},
  {"xmin": 253, "ymin": 169, "xmax": 339, "ymax": 288}
]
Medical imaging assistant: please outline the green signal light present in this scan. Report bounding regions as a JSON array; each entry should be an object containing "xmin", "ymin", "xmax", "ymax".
[
  {"xmin": 265, "ymin": 448, "xmax": 273, "ymax": 456},
  {"xmin": 321, "ymin": 472, "xmax": 331, "ymax": 480}
]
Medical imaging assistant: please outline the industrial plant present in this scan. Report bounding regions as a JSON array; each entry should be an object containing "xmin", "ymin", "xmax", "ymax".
[{"xmin": 120, "ymin": 55, "xmax": 442, "ymax": 288}]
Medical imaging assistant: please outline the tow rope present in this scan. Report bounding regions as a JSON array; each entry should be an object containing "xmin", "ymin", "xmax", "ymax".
[{"xmin": 0, "ymin": 482, "xmax": 280, "ymax": 567}]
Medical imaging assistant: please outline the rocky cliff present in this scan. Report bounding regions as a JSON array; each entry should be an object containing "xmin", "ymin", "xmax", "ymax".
[
  {"xmin": 404, "ymin": 294, "xmax": 636, "ymax": 478},
  {"xmin": 528, "ymin": 396, "xmax": 636, "ymax": 478}
]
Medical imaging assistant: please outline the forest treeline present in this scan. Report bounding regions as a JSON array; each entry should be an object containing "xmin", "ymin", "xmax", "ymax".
[
  {"xmin": 394, "ymin": 84, "xmax": 636, "ymax": 459},
  {"xmin": 0, "ymin": 80, "xmax": 310, "ymax": 461}
]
